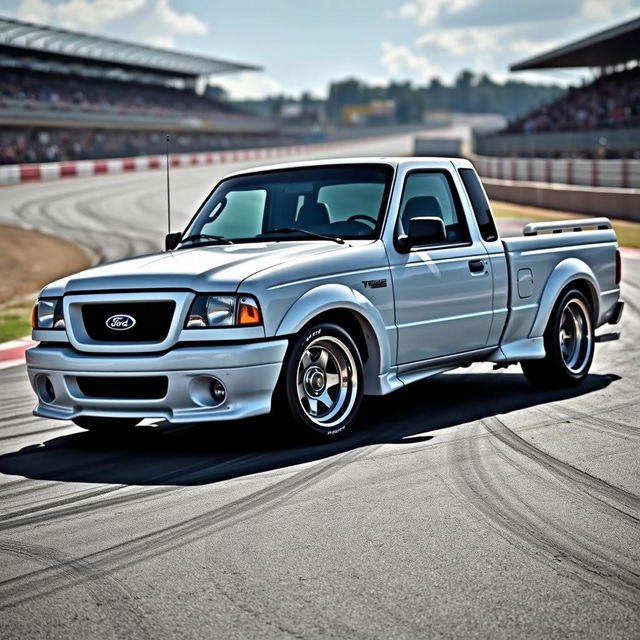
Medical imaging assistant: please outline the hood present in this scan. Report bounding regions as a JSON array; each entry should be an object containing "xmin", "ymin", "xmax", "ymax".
[{"xmin": 43, "ymin": 241, "xmax": 347, "ymax": 296}]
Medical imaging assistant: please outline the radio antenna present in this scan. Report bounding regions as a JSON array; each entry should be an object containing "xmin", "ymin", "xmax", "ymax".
[{"xmin": 165, "ymin": 134, "xmax": 171, "ymax": 240}]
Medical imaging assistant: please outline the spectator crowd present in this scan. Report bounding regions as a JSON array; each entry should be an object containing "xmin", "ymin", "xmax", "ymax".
[
  {"xmin": 0, "ymin": 68, "xmax": 246, "ymax": 118},
  {"xmin": 0, "ymin": 129, "xmax": 294, "ymax": 165},
  {"xmin": 0, "ymin": 67, "xmax": 288, "ymax": 164},
  {"xmin": 505, "ymin": 67, "xmax": 640, "ymax": 134}
]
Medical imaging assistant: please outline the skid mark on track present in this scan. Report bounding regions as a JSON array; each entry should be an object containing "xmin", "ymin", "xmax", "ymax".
[
  {"xmin": 0, "ymin": 442, "xmax": 315, "ymax": 532},
  {"xmin": 12, "ymin": 180, "xmax": 160, "ymax": 262},
  {"xmin": 447, "ymin": 416, "xmax": 640, "ymax": 606},
  {"xmin": 0, "ymin": 539, "xmax": 160, "ymax": 639},
  {"xmin": 550, "ymin": 403, "xmax": 640, "ymax": 441},
  {"xmin": 0, "ymin": 444, "xmax": 377, "ymax": 609},
  {"xmin": 482, "ymin": 416, "xmax": 640, "ymax": 520}
]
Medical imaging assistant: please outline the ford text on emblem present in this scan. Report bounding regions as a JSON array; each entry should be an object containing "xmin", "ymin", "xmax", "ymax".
[{"xmin": 106, "ymin": 314, "xmax": 136, "ymax": 331}]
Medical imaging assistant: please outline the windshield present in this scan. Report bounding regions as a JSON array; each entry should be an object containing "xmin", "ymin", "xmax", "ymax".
[{"xmin": 181, "ymin": 164, "xmax": 394, "ymax": 245}]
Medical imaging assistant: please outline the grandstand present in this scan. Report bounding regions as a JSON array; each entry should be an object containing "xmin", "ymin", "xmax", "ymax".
[
  {"xmin": 0, "ymin": 17, "xmax": 283, "ymax": 164},
  {"xmin": 474, "ymin": 16, "xmax": 640, "ymax": 159}
]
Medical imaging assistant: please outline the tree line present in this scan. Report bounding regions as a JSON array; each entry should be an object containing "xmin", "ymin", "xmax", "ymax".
[
  {"xmin": 217, "ymin": 70, "xmax": 566, "ymax": 125},
  {"xmin": 326, "ymin": 71, "xmax": 564, "ymax": 122}
]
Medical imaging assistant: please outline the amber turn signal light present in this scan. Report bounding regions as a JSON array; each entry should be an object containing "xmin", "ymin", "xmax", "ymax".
[
  {"xmin": 238, "ymin": 298, "xmax": 262, "ymax": 325},
  {"xmin": 31, "ymin": 303, "xmax": 38, "ymax": 329}
]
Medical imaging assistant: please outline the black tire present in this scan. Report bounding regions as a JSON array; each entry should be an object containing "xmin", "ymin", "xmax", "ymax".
[
  {"xmin": 275, "ymin": 322, "xmax": 363, "ymax": 440},
  {"xmin": 72, "ymin": 417, "xmax": 140, "ymax": 433},
  {"xmin": 522, "ymin": 288, "xmax": 594, "ymax": 388}
]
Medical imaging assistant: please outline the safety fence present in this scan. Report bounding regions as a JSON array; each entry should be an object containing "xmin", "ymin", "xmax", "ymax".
[{"xmin": 473, "ymin": 155, "xmax": 640, "ymax": 189}]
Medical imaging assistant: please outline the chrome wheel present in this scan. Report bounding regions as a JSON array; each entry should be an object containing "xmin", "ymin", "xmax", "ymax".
[
  {"xmin": 558, "ymin": 298, "xmax": 593, "ymax": 374},
  {"xmin": 295, "ymin": 335, "xmax": 358, "ymax": 429},
  {"xmin": 522, "ymin": 288, "xmax": 594, "ymax": 388}
]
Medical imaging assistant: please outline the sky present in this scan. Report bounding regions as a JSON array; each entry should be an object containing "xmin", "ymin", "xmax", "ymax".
[{"xmin": 1, "ymin": 0, "xmax": 639, "ymax": 98}]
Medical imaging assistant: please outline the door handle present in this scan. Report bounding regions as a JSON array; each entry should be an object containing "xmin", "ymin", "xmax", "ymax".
[{"xmin": 468, "ymin": 259, "xmax": 486, "ymax": 274}]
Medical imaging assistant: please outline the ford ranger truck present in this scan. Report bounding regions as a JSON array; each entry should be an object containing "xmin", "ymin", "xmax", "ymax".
[{"xmin": 27, "ymin": 158, "xmax": 624, "ymax": 439}]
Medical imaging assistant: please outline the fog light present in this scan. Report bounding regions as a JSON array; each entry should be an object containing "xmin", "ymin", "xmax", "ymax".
[
  {"xmin": 36, "ymin": 375, "xmax": 56, "ymax": 403},
  {"xmin": 211, "ymin": 379, "xmax": 226, "ymax": 404}
]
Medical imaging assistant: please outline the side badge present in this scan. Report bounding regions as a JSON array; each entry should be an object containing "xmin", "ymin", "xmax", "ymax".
[{"xmin": 362, "ymin": 279, "xmax": 387, "ymax": 289}]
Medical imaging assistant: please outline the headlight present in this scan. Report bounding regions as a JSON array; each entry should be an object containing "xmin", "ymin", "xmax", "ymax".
[
  {"xmin": 185, "ymin": 295, "xmax": 262, "ymax": 328},
  {"xmin": 32, "ymin": 298, "xmax": 65, "ymax": 330}
]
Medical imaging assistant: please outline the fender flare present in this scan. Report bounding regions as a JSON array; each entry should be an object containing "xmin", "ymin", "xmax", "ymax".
[
  {"xmin": 275, "ymin": 283, "xmax": 391, "ymax": 377},
  {"xmin": 529, "ymin": 257, "xmax": 600, "ymax": 338}
]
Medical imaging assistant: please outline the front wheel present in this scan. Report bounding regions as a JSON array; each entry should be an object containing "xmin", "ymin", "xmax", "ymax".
[
  {"xmin": 277, "ymin": 323, "xmax": 363, "ymax": 440},
  {"xmin": 522, "ymin": 288, "xmax": 594, "ymax": 388}
]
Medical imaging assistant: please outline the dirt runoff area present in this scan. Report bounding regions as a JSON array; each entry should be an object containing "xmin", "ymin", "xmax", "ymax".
[{"xmin": 0, "ymin": 225, "xmax": 90, "ymax": 305}]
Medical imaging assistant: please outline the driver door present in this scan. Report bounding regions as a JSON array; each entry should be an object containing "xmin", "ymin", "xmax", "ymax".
[{"xmin": 389, "ymin": 170, "xmax": 494, "ymax": 365}]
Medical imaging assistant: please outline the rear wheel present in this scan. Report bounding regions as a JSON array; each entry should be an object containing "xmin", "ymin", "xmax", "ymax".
[
  {"xmin": 522, "ymin": 288, "xmax": 594, "ymax": 388},
  {"xmin": 277, "ymin": 322, "xmax": 363, "ymax": 440},
  {"xmin": 72, "ymin": 417, "xmax": 140, "ymax": 433}
]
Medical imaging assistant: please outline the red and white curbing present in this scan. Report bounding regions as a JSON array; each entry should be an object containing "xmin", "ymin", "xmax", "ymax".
[
  {"xmin": 0, "ymin": 145, "xmax": 311, "ymax": 184},
  {"xmin": 620, "ymin": 246, "xmax": 640, "ymax": 258},
  {"xmin": 0, "ymin": 337, "xmax": 37, "ymax": 369},
  {"xmin": 0, "ymin": 135, "xmax": 400, "ymax": 185}
]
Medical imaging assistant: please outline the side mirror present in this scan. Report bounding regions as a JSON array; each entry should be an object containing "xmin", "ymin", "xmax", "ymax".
[
  {"xmin": 165, "ymin": 232, "xmax": 182, "ymax": 251},
  {"xmin": 397, "ymin": 217, "xmax": 446, "ymax": 252}
]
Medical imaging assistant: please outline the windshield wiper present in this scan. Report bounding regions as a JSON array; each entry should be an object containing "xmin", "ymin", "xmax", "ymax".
[
  {"xmin": 262, "ymin": 227, "xmax": 344, "ymax": 245},
  {"xmin": 180, "ymin": 233, "xmax": 233, "ymax": 246}
]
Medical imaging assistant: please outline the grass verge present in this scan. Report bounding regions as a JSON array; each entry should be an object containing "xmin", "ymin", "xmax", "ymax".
[
  {"xmin": 0, "ymin": 301, "xmax": 33, "ymax": 343},
  {"xmin": 492, "ymin": 201, "xmax": 640, "ymax": 249}
]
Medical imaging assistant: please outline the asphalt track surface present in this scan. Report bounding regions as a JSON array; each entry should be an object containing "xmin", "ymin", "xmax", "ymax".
[{"xmin": 0, "ymin": 132, "xmax": 639, "ymax": 639}]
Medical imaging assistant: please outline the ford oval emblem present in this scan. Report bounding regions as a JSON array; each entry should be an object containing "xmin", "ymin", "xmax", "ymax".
[{"xmin": 105, "ymin": 314, "xmax": 136, "ymax": 331}]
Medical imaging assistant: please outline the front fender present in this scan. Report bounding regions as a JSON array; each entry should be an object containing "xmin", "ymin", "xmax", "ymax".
[
  {"xmin": 275, "ymin": 283, "xmax": 391, "ymax": 377},
  {"xmin": 529, "ymin": 257, "xmax": 600, "ymax": 338}
]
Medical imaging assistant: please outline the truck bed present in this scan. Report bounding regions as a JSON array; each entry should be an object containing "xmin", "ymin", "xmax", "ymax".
[{"xmin": 499, "ymin": 220, "xmax": 620, "ymax": 351}]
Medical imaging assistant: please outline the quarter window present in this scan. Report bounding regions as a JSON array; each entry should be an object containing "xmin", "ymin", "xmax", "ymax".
[{"xmin": 459, "ymin": 168, "xmax": 498, "ymax": 242}]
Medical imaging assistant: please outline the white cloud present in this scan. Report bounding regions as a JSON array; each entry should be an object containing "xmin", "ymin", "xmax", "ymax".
[
  {"xmin": 380, "ymin": 41, "xmax": 440, "ymax": 80},
  {"xmin": 145, "ymin": 35, "xmax": 175, "ymax": 49},
  {"xmin": 21, "ymin": 0, "xmax": 147, "ymax": 30},
  {"xmin": 152, "ymin": 0, "xmax": 206, "ymax": 35},
  {"xmin": 17, "ymin": 0, "xmax": 52, "ymax": 23},
  {"xmin": 213, "ymin": 72, "xmax": 284, "ymax": 100},
  {"xmin": 508, "ymin": 37, "xmax": 563, "ymax": 57},
  {"xmin": 396, "ymin": 2, "xmax": 418, "ymax": 19},
  {"xmin": 580, "ymin": 0, "xmax": 638, "ymax": 20},
  {"xmin": 60, "ymin": 0, "xmax": 145, "ymax": 29},
  {"xmin": 392, "ymin": 0, "xmax": 479, "ymax": 25},
  {"xmin": 16, "ymin": 0, "xmax": 206, "ymax": 39},
  {"xmin": 417, "ymin": 26, "xmax": 504, "ymax": 54}
]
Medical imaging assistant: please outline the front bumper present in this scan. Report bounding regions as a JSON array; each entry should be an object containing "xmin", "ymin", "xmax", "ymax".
[{"xmin": 26, "ymin": 340, "xmax": 288, "ymax": 423}]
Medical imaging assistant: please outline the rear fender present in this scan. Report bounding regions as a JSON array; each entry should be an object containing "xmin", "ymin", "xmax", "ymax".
[
  {"xmin": 275, "ymin": 283, "xmax": 390, "ymax": 379},
  {"xmin": 529, "ymin": 258, "xmax": 599, "ymax": 338}
]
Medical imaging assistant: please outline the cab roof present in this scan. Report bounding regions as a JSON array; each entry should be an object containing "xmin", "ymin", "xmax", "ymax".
[{"xmin": 224, "ymin": 156, "xmax": 475, "ymax": 178}]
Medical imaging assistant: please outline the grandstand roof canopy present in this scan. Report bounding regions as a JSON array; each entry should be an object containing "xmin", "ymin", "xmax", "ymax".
[
  {"xmin": 510, "ymin": 15, "xmax": 640, "ymax": 71},
  {"xmin": 0, "ymin": 16, "xmax": 260, "ymax": 79}
]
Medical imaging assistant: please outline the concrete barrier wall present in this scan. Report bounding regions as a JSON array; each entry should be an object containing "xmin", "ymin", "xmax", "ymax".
[
  {"xmin": 473, "ymin": 155, "xmax": 640, "ymax": 189},
  {"xmin": 482, "ymin": 178, "xmax": 639, "ymax": 222},
  {"xmin": 473, "ymin": 127, "xmax": 640, "ymax": 158}
]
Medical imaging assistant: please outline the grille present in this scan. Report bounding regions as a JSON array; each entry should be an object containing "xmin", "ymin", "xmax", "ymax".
[
  {"xmin": 76, "ymin": 376, "xmax": 168, "ymax": 400},
  {"xmin": 81, "ymin": 301, "xmax": 175, "ymax": 342}
]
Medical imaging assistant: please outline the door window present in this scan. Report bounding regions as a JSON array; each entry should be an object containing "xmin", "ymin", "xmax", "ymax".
[{"xmin": 399, "ymin": 172, "xmax": 470, "ymax": 244}]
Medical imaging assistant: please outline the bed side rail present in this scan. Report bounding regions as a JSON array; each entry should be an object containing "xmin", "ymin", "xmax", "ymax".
[{"xmin": 522, "ymin": 217, "xmax": 612, "ymax": 237}]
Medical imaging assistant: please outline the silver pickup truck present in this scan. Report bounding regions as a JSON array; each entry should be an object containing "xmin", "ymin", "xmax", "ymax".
[{"xmin": 27, "ymin": 158, "xmax": 624, "ymax": 439}]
